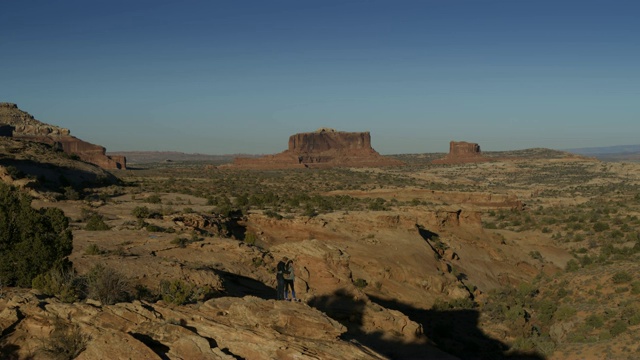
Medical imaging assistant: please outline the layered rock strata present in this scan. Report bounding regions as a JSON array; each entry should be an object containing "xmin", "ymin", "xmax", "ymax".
[
  {"xmin": 233, "ymin": 128, "xmax": 403, "ymax": 168},
  {"xmin": 0, "ymin": 102, "xmax": 126, "ymax": 169},
  {"xmin": 0, "ymin": 291, "xmax": 389, "ymax": 360}
]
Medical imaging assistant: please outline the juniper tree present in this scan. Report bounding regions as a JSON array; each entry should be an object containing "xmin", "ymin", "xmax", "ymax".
[{"xmin": 0, "ymin": 183, "xmax": 73, "ymax": 287}]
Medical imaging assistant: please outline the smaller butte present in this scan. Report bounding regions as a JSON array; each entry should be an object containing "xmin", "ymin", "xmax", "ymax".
[{"xmin": 432, "ymin": 141, "xmax": 490, "ymax": 164}]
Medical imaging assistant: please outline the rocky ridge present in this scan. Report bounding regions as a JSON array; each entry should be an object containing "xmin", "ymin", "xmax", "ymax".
[
  {"xmin": 0, "ymin": 291, "xmax": 390, "ymax": 360},
  {"xmin": 0, "ymin": 136, "xmax": 120, "ymax": 198},
  {"xmin": 0, "ymin": 103, "xmax": 126, "ymax": 170}
]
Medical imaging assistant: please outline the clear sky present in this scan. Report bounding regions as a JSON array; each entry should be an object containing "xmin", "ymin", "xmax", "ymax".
[{"xmin": 1, "ymin": 0, "xmax": 639, "ymax": 155}]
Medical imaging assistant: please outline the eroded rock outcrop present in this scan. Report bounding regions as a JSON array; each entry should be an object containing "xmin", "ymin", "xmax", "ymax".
[
  {"xmin": 432, "ymin": 141, "xmax": 489, "ymax": 164},
  {"xmin": 0, "ymin": 103, "xmax": 126, "ymax": 170},
  {"xmin": 232, "ymin": 128, "xmax": 403, "ymax": 169},
  {"xmin": 0, "ymin": 291, "xmax": 385, "ymax": 360}
]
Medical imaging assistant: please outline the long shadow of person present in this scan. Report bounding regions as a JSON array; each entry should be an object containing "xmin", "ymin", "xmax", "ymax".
[
  {"xmin": 309, "ymin": 289, "xmax": 546, "ymax": 360},
  {"xmin": 212, "ymin": 269, "xmax": 277, "ymax": 300}
]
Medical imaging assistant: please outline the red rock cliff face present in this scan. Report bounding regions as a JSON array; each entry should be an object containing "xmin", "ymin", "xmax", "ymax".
[
  {"xmin": 432, "ymin": 140, "xmax": 489, "ymax": 164},
  {"xmin": 233, "ymin": 128, "xmax": 402, "ymax": 169},
  {"xmin": 450, "ymin": 141, "xmax": 481, "ymax": 156},
  {"xmin": 0, "ymin": 103, "xmax": 126, "ymax": 170},
  {"xmin": 289, "ymin": 130, "xmax": 372, "ymax": 153}
]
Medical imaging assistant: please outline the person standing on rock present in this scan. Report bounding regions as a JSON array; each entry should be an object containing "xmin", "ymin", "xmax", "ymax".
[
  {"xmin": 284, "ymin": 259, "xmax": 299, "ymax": 302},
  {"xmin": 276, "ymin": 256, "xmax": 288, "ymax": 300}
]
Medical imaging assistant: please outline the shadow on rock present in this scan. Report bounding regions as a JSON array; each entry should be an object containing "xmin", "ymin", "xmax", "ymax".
[
  {"xmin": 309, "ymin": 289, "xmax": 545, "ymax": 359},
  {"xmin": 0, "ymin": 157, "xmax": 120, "ymax": 194},
  {"xmin": 369, "ymin": 295, "xmax": 546, "ymax": 360},
  {"xmin": 213, "ymin": 269, "xmax": 276, "ymax": 300},
  {"xmin": 0, "ymin": 344, "xmax": 25, "ymax": 360}
]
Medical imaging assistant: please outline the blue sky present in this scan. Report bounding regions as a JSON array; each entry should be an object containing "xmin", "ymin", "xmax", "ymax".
[{"xmin": 1, "ymin": 0, "xmax": 639, "ymax": 154}]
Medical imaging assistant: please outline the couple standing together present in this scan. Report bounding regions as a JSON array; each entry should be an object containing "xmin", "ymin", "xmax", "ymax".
[{"xmin": 276, "ymin": 257, "xmax": 299, "ymax": 301}]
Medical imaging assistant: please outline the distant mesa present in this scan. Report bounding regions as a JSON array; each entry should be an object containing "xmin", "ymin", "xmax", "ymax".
[
  {"xmin": 0, "ymin": 102, "xmax": 126, "ymax": 170},
  {"xmin": 432, "ymin": 141, "xmax": 490, "ymax": 164},
  {"xmin": 232, "ymin": 128, "xmax": 403, "ymax": 169}
]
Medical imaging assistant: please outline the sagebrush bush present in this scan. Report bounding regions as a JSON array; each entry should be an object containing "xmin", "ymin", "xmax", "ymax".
[
  {"xmin": 244, "ymin": 232, "xmax": 257, "ymax": 246},
  {"xmin": 131, "ymin": 206, "xmax": 150, "ymax": 219},
  {"xmin": 432, "ymin": 297, "xmax": 477, "ymax": 310},
  {"xmin": 85, "ymin": 264, "xmax": 129, "ymax": 305},
  {"xmin": 32, "ymin": 268, "xmax": 81, "ymax": 303},
  {"xmin": 554, "ymin": 305, "xmax": 577, "ymax": 321},
  {"xmin": 585, "ymin": 314, "xmax": 604, "ymax": 329},
  {"xmin": 0, "ymin": 183, "xmax": 73, "ymax": 287},
  {"xmin": 85, "ymin": 214, "xmax": 110, "ymax": 231},
  {"xmin": 610, "ymin": 320, "xmax": 627, "ymax": 337},
  {"xmin": 611, "ymin": 271, "xmax": 633, "ymax": 284},
  {"xmin": 159, "ymin": 279, "xmax": 194, "ymax": 305},
  {"xmin": 353, "ymin": 278, "xmax": 368, "ymax": 288},
  {"xmin": 84, "ymin": 244, "xmax": 105, "ymax": 255},
  {"xmin": 41, "ymin": 317, "xmax": 89, "ymax": 360},
  {"xmin": 146, "ymin": 194, "xmax": 162, "ymax": 204},
  {"xmin": 170, "ymin": 237, "xmax": 189, "ymax": 248}
]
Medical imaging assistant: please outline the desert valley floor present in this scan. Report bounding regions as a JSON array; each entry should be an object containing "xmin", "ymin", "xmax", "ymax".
[{"xmin": 2, "ymin": 144, "xmax": 640, "ymax": 359}]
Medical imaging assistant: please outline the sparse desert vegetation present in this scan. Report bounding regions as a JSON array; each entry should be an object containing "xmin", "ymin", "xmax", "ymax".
[{"xmin": 2, "ymin": 146, "xmax": 640, "ymax": 359}]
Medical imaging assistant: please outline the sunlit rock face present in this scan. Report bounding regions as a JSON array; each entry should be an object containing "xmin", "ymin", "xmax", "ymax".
[
  {"xmin": 432, "ymin": 141, "xmax": 488, "ymax": 164},
  {"xmin": 0, "ymin": 102, "xmax": 126, "ymax": 169},
  {"xmin": 233, "ymin": 128, "xmax": 403, "ymax": 169}
]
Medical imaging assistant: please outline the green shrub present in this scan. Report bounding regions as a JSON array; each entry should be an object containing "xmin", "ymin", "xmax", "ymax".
[
  {"xmin": 368, "ymin": 198, "xmax": 386, "ymax": 211},
  {"xmin": 252, "ymin": 257, "xmax": 264, "ymax": 267},
  {"xmin": 85, "ymin": 264, "xmax": 129, "ymax": 305},
  {"xmin": 244, "ymin": 232, "xmax": 257, "ymax": 246},
  {"xmin": 556, "ymin": 287, "xmax": 569, "ymax": 299},
  {"xmin": 5, "ymin": 165, "xmax": 25, "ymax": 179},
  {"xmin": 63, "ymin": 187, "xmax": 81, "ymax": 200},
  {"xmin": 483, "ymin": 222, "xmax": 497, "ymax": 229},
  {"xmin": 610, "ymin": 320, "xmax": 627, "ymax": 337},
  {"xmin": 159, "ymin": 279, "xmax": 194, "ymax": 305},
  {"xmin": 593, "ymin": 222, "xmax": 610, "ymax": 232},
  {"xmin": 145, "ymin": 224, "xmax": 164, "ymax": 232},
  {"xmin": 170, "ymin": 237, "xmax": 189, "ymax": 248},
  {"xmin": 0, "ymin": 183, "xmax": 73, "ymax": 287},
  {"xmin": 565, "ymin": 259, "xmax": 580, "ymax": 272},
  {"xmin": 84, "ymin": 244, "xmax": 105, "ymax": 255},
  {"xmin": 432, "ymin": 297, "xmax": 477, "ymax": 310},
  {"xmin": 41, "ymin": 317, "xmax": 89, "ymax": 360},
  {"xmin": 109, "ymin": 246, "xmax": 128, "ymax": 257},
  {"xmin": 353, "ymin": 278, "xmax": 368, "ymax": 288},
  {"xmin": 585, "ymin": 314, "xmax": 604, "ymax": 329},
  {"xmin": 131, "ymin": 206, "xmax": 150, "ymax": 219},
  {"xmin": 32, "ymin": 268, "xmax": 81, "ymax": 303},
  {"xmin": 535, "ymin": 299, "xmax": 557, "ymax": 324},
  {"xmin": 612, "ymin": 271, "xmax": 633, "ymax": 284},
  {"xmin": 264, "ymin": 209, "xmax": 283, "ymax": 220},
  {"xmin": 529, "ymin": 251, "xmax": 544, "ymax": 261},
  {"xmin": 146, "ymin": 194, "xmax": 162, "ymax": 204},
  {"xmin": 85, "ymin": 214, "xmax": 110, "ymax": 231},
  {"xmin": 554, "ymin": 305, "xmax": 577, "ymax": 321}
]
